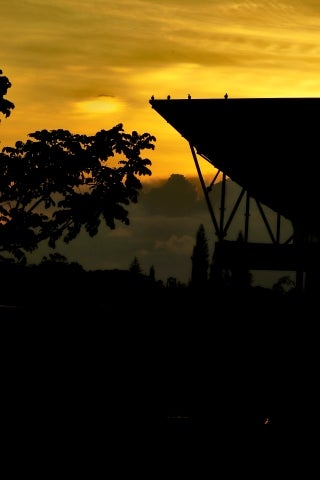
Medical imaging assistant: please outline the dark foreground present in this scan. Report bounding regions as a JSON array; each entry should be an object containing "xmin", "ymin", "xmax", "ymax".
[{"xmin": 1, "ymin": 287, "xmax": 318, "ymax": 474}]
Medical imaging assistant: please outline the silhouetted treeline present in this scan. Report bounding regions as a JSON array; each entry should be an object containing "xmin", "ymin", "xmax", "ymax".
[
  {"xmin": 1, "ymin": 258, "xmax": 318, "ymax": 471},
  {"xmin": 0, "ymin": 260, "xmax": 166, "ymax": 308},
  {"xmin": 0, "ymin": 257, "xmax": 313, "ymax": 313}
]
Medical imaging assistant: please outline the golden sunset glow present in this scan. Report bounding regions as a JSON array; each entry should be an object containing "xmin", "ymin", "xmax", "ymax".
[
  {"xmin": 3, "ymin": 0, "xmax": 320, "ymax": 182},
  {"xmin": 2, "ymin": 5, "xmax": 314, "ymax": 448},
  {"xmin": 73, "ymin": 97, "xmax": 126, "ymax": 116}
]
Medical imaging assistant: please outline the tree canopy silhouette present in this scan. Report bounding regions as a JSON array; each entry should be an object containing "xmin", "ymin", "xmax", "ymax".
[
  {"xmin": 0, "ymin": 126, "xmax": 156, "ymax": 262},
  {"xmin": 0, "ymin": 69, "xmax": 14, "ymax": 119}
]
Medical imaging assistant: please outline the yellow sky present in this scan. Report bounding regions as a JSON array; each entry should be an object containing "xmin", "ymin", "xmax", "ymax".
[{"xmin": 2, "ymin": 0, "xmax": 320, "ymax": 181}]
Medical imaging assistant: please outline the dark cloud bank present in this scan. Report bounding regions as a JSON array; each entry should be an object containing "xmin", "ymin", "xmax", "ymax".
[{"xmin": 27, "ymin": 174, "xmax": 293, "ymax": 288}]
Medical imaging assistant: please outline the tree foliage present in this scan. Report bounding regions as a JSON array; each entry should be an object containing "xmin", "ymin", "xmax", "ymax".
[
  {"xmin": 0, "ymin": 125, "xmax": 156, "ymax": 262},
  {"xmin": 129, "ymin": 256, "xmax": 142, "ymax": 275},
  {"xmin": 190, "ymin": 223, "xmax": 209, "ymax": 288},
  {"xmin": 0, "ymin": 69, "xmax": 14, "ymax": 119}
]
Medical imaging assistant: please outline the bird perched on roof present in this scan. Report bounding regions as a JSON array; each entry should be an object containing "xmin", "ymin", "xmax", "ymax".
[
  {"xmin": 188, "ymin": 93, "xmax": 191, "ymax": 99},
  {"xmin": 224, "ymin": 93, "xmax": 228, "ymax": 99},
  {"xmin": 167, "ymin": 95, "xmax": 171, "ymax": 100},
  {"xmin": 150, "ymin": 95, "xmax": 154, "ymax": 101}
]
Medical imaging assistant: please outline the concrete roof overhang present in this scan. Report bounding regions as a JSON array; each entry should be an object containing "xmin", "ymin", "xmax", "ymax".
[{"xmin": 150, "ymin": 97, "xmax": 320, "ymax": 237}]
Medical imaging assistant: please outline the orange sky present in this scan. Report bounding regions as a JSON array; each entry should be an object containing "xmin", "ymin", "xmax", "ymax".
[{"xmin": 2, "ymin": 0, "xmax": 320, "ymax": 183}]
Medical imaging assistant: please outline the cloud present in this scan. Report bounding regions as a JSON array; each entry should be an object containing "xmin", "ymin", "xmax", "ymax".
[
  {"xmin": 155, "ymin": 234, "xmax": 194, "ymax": 255},
  {"xmin": 25, "ymin": 172, "xmax": 295, "ymax": 287},
  {"xmin": 1, "ymin": 0, "xmax": 316, "ymax": 289},
  {"xmin": 140, "ymin": 173, "xmax": 205, "ymax": 216},
  {"xmin": 3, "ymin": 0, "xmax": 320, "ymax": 157},
  {"xmin": 26, "ymin": 174, "xmax": 211, "ymax": 283}
]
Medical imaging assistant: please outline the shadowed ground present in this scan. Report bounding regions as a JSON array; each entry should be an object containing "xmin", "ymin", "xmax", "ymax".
[{"xmin": 1, "ymin": 287, "xmax": 318, "ymax": 473}]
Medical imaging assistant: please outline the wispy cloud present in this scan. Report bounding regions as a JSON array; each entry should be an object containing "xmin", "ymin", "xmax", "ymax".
[{"xmin": 2, "ymin": 0, "xmax": 320, "ymax": 234}]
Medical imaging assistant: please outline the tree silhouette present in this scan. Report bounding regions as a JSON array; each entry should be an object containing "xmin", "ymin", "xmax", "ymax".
[
  {"xmin": 0, "ymin": 69, "xmax": 14, "ymax": 120},
  {"xmin": 0, "ymin": 126, "xmax": 156, "ymax": 262},
  {"xmin": 149, "ymin": 265, "xmax": 156, "ymax": 282},
  {"xmin": 190, "ymin": 223, "xmax": 209, "ymax": 288},
  {"xmin": 272, "ymin": 275, "xmax": 295, "ymax": 294},
  {"xmin": 40, "ymin": 252, "xmax": 69, "ymax": 265},
  {"xmin": 129, "ymin": 256, "xmax": 142, "ymax": 275}
]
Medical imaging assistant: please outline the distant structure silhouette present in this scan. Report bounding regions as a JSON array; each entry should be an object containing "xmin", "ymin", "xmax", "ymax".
[{"xmin": 149, "ymin": 96, "xmax": 320, "ymax": 294}]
